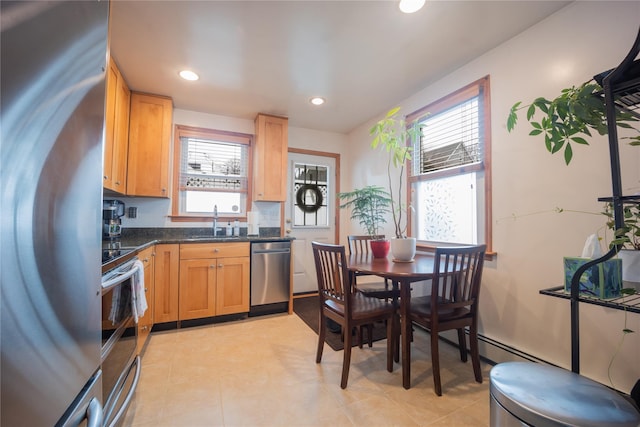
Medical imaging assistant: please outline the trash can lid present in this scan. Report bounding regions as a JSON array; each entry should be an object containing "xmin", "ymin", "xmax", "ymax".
[{"xmin": 490, "ymin": 362, "xmax": 640, "ymax": 427}]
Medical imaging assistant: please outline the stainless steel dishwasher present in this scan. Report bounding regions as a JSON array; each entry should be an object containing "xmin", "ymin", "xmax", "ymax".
[{"xmin": 250, "ymin": 240, "xmax": 291, "ymax": 316}]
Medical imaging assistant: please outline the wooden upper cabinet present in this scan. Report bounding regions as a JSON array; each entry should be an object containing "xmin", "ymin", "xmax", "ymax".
[
  {"xmin": 103, "ymin": 57, "xmax": 130, "ymax": 193},
  {"xmin": 127, "ymin": 92, "xmax": 173, "ymax": 197},
  {"xmin": 254, "ymin": 114, "xmax": 288, "ymax": 201}
]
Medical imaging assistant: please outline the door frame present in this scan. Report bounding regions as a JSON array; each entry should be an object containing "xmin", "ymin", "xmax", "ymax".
[{"xmin": 282, "ymin": 147, "xmax": 341, "ymax": 249}]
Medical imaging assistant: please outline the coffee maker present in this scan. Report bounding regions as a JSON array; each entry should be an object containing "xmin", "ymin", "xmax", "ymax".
[{"xmin": 103, "ymin": 199, "xmax": 125, "ymax": 240}]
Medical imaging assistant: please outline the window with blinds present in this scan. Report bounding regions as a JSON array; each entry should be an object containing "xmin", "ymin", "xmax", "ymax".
[
  {"xmin": 172, "ymin": 125, "xmax": 252, "ymax": 218},
  {"xmin": 408, "ymin": 76, "xmax": 492, "ymax": 251}
]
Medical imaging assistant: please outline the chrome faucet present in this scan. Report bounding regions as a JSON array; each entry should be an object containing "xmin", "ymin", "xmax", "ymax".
[{"xmin": 213, "ymin": 204, "xmax": 219, "ymax": 236}]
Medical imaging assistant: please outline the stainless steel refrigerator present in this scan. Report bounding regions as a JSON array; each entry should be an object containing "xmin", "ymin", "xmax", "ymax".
[{"xmin": 1, "ymin": 1, "xmax": 109, "ymax": 425}]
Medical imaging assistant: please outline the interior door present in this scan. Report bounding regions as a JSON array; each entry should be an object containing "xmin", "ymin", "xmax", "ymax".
[{"xmin": 285, "ymin": 151, "xmax": 337, "ymax": 294}]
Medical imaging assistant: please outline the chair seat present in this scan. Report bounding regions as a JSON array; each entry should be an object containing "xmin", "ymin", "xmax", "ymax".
[
  {"xmin": 325, "ymin": 292, "xmax": 395, "ymax": 320},
  {"xmin": 356, "ymin": 281, "xmax": 400, "ymax": 300},
  {"xmin": 410, "ymin": 295, "xmax": 472, "ymax": 321}
]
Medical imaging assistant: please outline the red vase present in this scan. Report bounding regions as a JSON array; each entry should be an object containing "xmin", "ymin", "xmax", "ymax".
[{"xmin": 370, "ymin": 239, "xmax": 390, "ymax": 258}]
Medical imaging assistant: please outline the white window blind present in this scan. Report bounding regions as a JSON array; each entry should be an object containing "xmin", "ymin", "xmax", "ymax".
[
  {"xmin": 180, "ymin": 137, "xmax": 248, "ymax": 193},
  {"xmin": 414, "ymin": 96, "xmax": 482, "ymax": 176}
]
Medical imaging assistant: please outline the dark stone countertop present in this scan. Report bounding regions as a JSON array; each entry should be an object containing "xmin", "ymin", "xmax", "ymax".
[{"xmin": 103, "ymin": 227, "xmax": 293, "ymax": 252}]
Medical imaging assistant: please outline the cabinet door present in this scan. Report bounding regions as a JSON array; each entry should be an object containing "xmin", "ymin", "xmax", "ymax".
[
  {"xmin": 103, "ymin": 62, "xmax": 117, "ymax": 190},
  {"xmin": 112, "ymin": 70, "xmax": 130, "ymax": 191},
  {"xmin": 137, "ymin": 246, "xmax": 155, "ymax": 354},
  {"xmin": 127, "ymin": 92, "xmax": 173, "ymax": 197},
  {"xmin": 179, "ymin": 258, "xmax": 217, "ymax": 320},
  {"xmin": 103, "ymin": 58, "xmax": 130, "ymax": 193},
  {"xmin": 254, "ymin": 114, "xmax": 288, "ymax": 201},
  {"xmin": 154, "ymin": 244, "xmax": 179, "ymax": 323},
  {"xmin": 216, "ymin": 256, "xmax": 250, "ymax": 315}
]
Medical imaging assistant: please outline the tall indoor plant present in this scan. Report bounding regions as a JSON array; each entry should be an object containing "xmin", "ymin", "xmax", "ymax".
[
  {"xmin": 338, "ymin": 185, "xmax": 391, "ymax": 258},
  {"xmin": 370, "ymin": 107, "xmax": 423, "ymax": 261}
]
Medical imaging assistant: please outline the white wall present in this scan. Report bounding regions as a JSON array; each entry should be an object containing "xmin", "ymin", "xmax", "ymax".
[{"xmin": 344, "ymin": 1, "xmax": 640, "ymax": 392}]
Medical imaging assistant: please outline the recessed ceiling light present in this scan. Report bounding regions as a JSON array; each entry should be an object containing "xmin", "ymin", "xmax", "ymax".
[
  {"xmin": 310, "ymin": 97, "xmax": 325, "ymax": 106},
  {"xmin": 399, "ymin": 0, "xmax": 425, "ymax": 13},
  {"xmin": 179, "ymin": 70, "xmax": 199, "ymax": 81}
]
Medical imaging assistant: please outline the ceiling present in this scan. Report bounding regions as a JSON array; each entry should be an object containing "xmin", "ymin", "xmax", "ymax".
[{"xmin": 110, "ymin": 1, "xmax": 571, "ymax": 134}]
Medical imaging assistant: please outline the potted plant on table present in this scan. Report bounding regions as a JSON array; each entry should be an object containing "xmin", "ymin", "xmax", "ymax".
[
  {"xmin": 338, "ymin": 185, "xmax": 391, "ymax": 258},
  {"xmin": 369, "ymin": 107, "xmax": 423, "ymax": 262}
]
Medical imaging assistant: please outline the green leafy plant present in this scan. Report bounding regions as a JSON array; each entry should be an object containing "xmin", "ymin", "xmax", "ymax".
[
  {"xmin": 370, "ymin": 107, "xmax": 423, "ymax": 238},
  {"xmin": 338, "ymin": 185, "xmax": 391, "ymax": 238},
  {"xmin": 603, "ymin": 202, "xmax": 640, "ymax": 250},
  {"xmin": 506, "ymin": 81, "xmax": 640, "ymax": 165}
]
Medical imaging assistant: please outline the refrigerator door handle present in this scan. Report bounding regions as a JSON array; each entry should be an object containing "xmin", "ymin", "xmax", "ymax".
[{"xmin": 86, "ymin": 398, "xmax": 103, "ymax": 427}]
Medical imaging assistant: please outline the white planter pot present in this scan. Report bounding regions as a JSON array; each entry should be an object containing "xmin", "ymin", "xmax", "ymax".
[
  {"xmin": 618, "ymin": 249, "xmax": 640, "ymax": 291},
  {"xmin": 391, "ymin": 237, "xmax": 416, "ymax": 262}
]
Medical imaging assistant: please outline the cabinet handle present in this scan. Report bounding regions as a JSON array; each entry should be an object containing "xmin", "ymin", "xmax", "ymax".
[
  {"xmin": 115, "ymin": 181, "xmax": 121, "ymax": 185},
  {"xmin": 213, "ymin": 248, "xmax": 219, "ymax": 253},
  {"xmin": 218, "ymin": 263, "xmax": 223, "ymax": 268},
  {"xmin": 103, "ymin": 175, "xmax": 108, "ymax": 180},
  {"xmin": 144, "ymin": 288, "xmax": 148, "ymax": 292},
  {"xmin": 210, "ymin": 265, "xmax": 215, "ymax": 269},
  {"xmin": 143, "ymin": 258, "xmax": 149, "ymax": 263}
]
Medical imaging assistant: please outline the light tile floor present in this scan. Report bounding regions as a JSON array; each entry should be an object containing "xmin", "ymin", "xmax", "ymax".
[{"xmin": 124, "ymin": 310, "xmax": 492, "ymax": 426}]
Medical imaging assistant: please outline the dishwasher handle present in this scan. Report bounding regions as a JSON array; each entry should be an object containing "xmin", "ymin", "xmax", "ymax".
[{"xmin": 252, "ymin": 248, "xmax": 291, "ymax": 255}]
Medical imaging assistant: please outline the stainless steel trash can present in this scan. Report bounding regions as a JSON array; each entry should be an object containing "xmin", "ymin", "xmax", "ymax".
[{"xmin": 490, "ymin": 362, "xmax": 640, "ymax": 427}]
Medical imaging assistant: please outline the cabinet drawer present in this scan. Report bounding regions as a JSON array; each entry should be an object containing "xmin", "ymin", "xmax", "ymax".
[{"xmin": 180, "ymin": 242, "xmax": 250, "ymax": 259}]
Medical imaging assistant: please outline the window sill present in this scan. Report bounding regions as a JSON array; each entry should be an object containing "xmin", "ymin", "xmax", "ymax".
[
  {"xmin": 169, "ymin": 215, "xmax": 246, "ymax": 222},
  {"xmin": 416, "ymin": 242, "xmax": 496, "ymax": 261}
]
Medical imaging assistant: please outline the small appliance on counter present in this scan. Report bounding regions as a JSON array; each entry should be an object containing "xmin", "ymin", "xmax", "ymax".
[{"xmin": 103, "ymin": 199, "xmax": 125, "ymax": 240}]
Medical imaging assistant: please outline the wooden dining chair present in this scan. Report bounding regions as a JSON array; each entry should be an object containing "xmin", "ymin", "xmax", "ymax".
[
  {"xmin": 347, "ymin": 235, "xmax": 398, "ymax": 299},
  {"xmin": 347, "ymin": 235, "xmax": 400, "ymax": 348},
  {"xmin": 311, "ymin": 241, "xmax": 396, "ymax": 389},
  {"xmin": 409, "ymin": 244, "xmax": 486, "ymax": 396}
]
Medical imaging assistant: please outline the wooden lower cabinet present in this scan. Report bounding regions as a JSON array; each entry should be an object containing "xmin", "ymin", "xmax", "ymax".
[
  {"xmin": 153, "ymin": 244, "xmax": 180, "ymax": 323},
  {"xmin": 179, "ymin": 242, "xmax": 250, "ymax": 320},
  {"xmin": 137, "ymin": 246, "xmax": 155, "ymax": 354},
  {"xmin": 179, "ymin": 258, "xmax": 216, "ymax": 320},
  {"xmin": 216, "ymin": 256, "xmax": 250, "ymax": 315}
]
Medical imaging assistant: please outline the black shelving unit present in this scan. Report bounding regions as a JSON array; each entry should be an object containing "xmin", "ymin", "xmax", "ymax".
[{"xmin": 540, "ymin": 28, "xmax": 640, "ymax": 375}]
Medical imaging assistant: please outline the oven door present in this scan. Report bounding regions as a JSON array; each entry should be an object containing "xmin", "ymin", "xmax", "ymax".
[{"xmin": 101, "ymin": 259, "xmax": 142, "ymax": 427}]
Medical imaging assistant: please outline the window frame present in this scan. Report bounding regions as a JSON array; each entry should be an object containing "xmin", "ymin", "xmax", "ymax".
[
  {"xmin": 170, "ymin": 124, "xmax": 253, "ymax": 222},
  {"xmin": 406, "ymin": 76, "xmax": 493, "ymax": 255}
]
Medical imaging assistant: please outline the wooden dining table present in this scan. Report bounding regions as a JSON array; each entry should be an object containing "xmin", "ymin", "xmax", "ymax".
[{"xmin": 348, "ymin": 252, "xmax": 436, "ymax": 390}]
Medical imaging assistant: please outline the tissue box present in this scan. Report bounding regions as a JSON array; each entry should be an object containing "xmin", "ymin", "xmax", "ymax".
[{"xmin": 563, "ymin": 257, "xmax": 623, "ymax": 299}]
